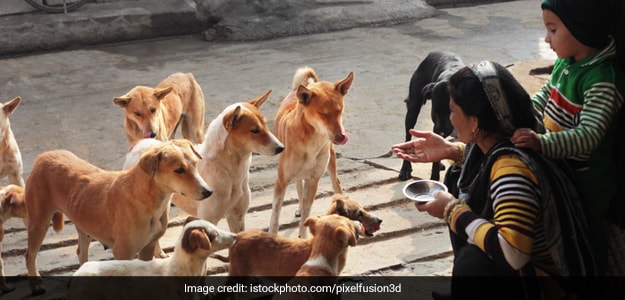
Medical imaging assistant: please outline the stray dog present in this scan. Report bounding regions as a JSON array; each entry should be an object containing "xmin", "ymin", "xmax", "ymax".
[
  {"xmin": 0, "ymin": 97, "xmax": 24, "ymax": 188},
  {"xmin": 270, "ymin": 67, "xmax": 353, "ymax": 238},
  {"xmin": 326, "ymin": 194, "xmax": 381, "ymax": 236},
  {"xmin": 67, "ymin": 218, "xmax": 234, "ymax": 299},
  {"xmin": 25, "ymin": 140, "xmax": 212, "ymax": 295},
  {"xmin": 227, "ymin": 194, "xmax": 378, "ymax": 277},
  {"xmin": 171, "ymin": 90, "xmax": 284, "ymax": 233},
  {"xmin": 113, "ymin": 72, "xmax": 206, "ymax": 144},
  {"xmin": 70, "ymin": 217, "xmax": 235, "ymax": 277},
  {"xmin": 271, "ymin": 215, "xmax": 361, "ymax": 300},
  {"xmin": 399, "ymin": 51, "xmax": 463, "ymax": 181},
  {"xmin": 0, "ymin": 185, "xmax": 26, "ymax": 292},
  {"xmin": 293, "ymin": 214, "xmax": 360, "ymax": 276}
]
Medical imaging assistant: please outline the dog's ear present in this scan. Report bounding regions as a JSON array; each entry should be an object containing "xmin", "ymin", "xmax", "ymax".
[
  {"xmin": 336, "ymin": 227, "xmax": 357, "ymax": 247},
  {"xmin": 183, "ymin": 216, "xmax": 200, "ymax": 225},
  {"xmin": 327, "ymin": 197, "xmax": 346, "ymax": 216},
  {"xmin": 334, "ymin": 71, "xmax": 354, "ymax": 96},
  {"xmin": 182, "ymin": 228, "xmax": 212, "ymax": 253},
  {"xmin": 3, "ymin": 96, "xmax": 21, "ymax": 115},
  {"xmin": 138, "ymin": 147, "xmax": 163, "ymax": 176},
  {"xmin": 153, "ymin": 87, "xmax": 173, "ymax": 100},
  {"xmin": 249, "ymin": 89, "xmax": 272, "ymax": 108},
  {"xmin": 172, "ymin": 139, "xmax": 203, "ymax": 160},
  {"xmin": 113, "ymin": 95, "xmax": 132, "ymax": 108},
  {"xmin": 223, "ymin": 106, "xmax": 242, "ymax": 130},
  {"xmin": 296, "ymin": 85, "xmax": 314, "ymax": 105},
  {"xmin": 303, "ymin": 216, "xmax": 320, "ymax": 236},
  {"xmin": 422, "ymin": 82, "xmax": 436, "ymax": 99}
]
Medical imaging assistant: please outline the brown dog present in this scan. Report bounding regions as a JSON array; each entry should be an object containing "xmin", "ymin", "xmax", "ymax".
[
  {"xmin": 228, "ymin": 194, "xmax": 377, "ymax": 277},
  {"xmin": 0, "ymin": 185, "xmax": 26, "ymax": 292},
  {"xmin": 113, "ymin": 72, "xmax": 205, "ymax": 144},
  {"xmin": 24, "ymin": 140, "xmax": 212, "ymax": 295},
  {"xmin": 271, "ymin": 215, "xmax": 359, "ymax": 300},
  {"xmin": 269, "ymin": 67, "xmax": 354, "ymax": 238}
]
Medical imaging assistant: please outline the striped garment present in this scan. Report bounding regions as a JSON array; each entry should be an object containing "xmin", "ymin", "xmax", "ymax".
[
  {"xmin": 448, "ymin": 154, "xmax": 556, "ymax": 274},
  {"xmin": 532, "ymin": 38, "xmax": 624, "ymax": 169}
]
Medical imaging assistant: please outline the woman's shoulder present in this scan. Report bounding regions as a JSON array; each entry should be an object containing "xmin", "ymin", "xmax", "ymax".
[{"xmin": 489, "ymin": 153, "xmax": 538, "ymax": 184}]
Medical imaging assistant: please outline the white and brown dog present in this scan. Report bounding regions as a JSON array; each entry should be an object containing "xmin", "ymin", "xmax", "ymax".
[
  {"xmin": 0, "ymin": 97, "xmax": 24, "ymax": 188},
  {"xmin": 228, "ymin": 194, "xmax": 377, "ymax": 278},
  {"xmin": 25, "ymin": 140, "xmax": 212, "ymax": 295},
  {"xmin": 71, "ymin": 217, "xmax": 235, "ymax": 276},
  {"xmin": 0, "ymin": 185, "xmax": 26, "ymax": 292},
  {"xmin": 170, "ymin": 90, "xmax": 284, "ymax": 232},
  {"xmin": 68, "ymin": 217, "xmax": 235, "ymax": 300},
  {"xmin": 269, "ymin": 67, "xmax": 353, "ymax": 238},
  {"xmin": 271, "ymin": 215, "xmax": 360, "ymax": 300},
  {"xmin": 113, "ymin": 72, "xmax": 206, "ymax": 144}
]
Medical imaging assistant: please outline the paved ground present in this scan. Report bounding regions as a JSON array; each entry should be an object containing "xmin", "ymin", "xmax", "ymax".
[{"xmin": 0, "ymin": 0, "xmax": 555, "ymax": 298}]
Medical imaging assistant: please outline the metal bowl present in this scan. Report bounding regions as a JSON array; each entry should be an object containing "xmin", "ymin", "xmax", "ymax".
[{"xmin": 403, "ymin": 180, "xmax": 448, "ymax": 202}]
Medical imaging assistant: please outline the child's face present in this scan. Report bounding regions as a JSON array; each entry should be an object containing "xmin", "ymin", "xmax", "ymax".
[{"xmin": 542, "ymin": 9, "xmax": 587, "ymax": 61}]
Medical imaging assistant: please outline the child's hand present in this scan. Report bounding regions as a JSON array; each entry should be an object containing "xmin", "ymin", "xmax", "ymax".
[{"xmin": 512, "ymin": 128, "xmax": 541, "ymax": 152}]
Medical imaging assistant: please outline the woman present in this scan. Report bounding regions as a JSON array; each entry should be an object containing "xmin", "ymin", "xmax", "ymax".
[{"xmin": 392, "ymin": 61, "xmax": 594, "ymax": 299}]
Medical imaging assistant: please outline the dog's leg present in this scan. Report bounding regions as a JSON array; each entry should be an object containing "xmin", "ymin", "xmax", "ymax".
[
  {"xmin": 153, "ymin": 207, "xmax": 170, "ymax": 258},
  {"xmin": 26, "ymin": 222, "xmax": 49, "ymax": 295},
  {"xmin": 294, "ymin": 179, "xmax": 303, "ymax": 217},
  {"xmin": 269, "ymin": 174, "xmax": 291, "ymax": 234},
  {"xmin": 399, "ymin": 99, "xmax": 421, "ymax": 181},
  {"xmin": 298, "ymin": 179, "xmax": 319, "ymax": 238},
  {"xmin": 0, "ymin": 228, "xmax": 15, "ymax": 293},
  {"xmin": 138, "ymin": 240, "xmax": 158, "ymax": 261},
  {"xmin": 430, "ymin": 161, "xmax": 442, "ymax": 181},
  {"xmin": 76, "ymin": 228, "xmax": 92, "ymax": 265},
  {"xmin": 328, "ymin": 145, "xmax": 343, "ymax": 194}
]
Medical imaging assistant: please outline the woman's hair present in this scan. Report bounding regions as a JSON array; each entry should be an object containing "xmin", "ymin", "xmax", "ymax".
[{"xmin": 447, "ymin": 61, "xmax": 539, "ymax": 137}]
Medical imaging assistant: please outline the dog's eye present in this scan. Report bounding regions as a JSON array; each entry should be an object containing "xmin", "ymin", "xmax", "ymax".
[
  {"xmin": 150, "ymin": 108, "xmax": 157, "ymax": 114},
  {"xmin": 134, "ymin": 112, "xmax": 142, "ymax": 117},
  {"xmin": 251, "ymin": 129, "xmax": 260, "ymax": 134},
  {"xmin": 358, "ymin": 211, "xmax": 363, "ymax": 219},
  {"xmin": 174, "ymin": 168, "xmax": 185, "ymax": 174}
]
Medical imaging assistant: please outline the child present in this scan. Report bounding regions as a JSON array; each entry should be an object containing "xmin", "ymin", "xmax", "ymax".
[{"xmin": 511, "ymin": 0, "xmax": 625, "ymax": 275}]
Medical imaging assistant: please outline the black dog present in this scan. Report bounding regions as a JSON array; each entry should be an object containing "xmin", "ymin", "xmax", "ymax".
[{"xmin": 399, "ymin": 51, "xmax": 464, "ymax": 181}]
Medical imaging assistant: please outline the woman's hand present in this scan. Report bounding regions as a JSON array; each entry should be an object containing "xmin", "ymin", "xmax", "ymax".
[
  {"xmin": 511, "ymin": 128, "xmax": 541, "ymax": 152},
  {"xmin": 414, "ymin": 190, "xmax": 455, "ymax": 219},
  {"xmin": 391, "ymin": 129, "xmax": 454, "ymax": 163}
]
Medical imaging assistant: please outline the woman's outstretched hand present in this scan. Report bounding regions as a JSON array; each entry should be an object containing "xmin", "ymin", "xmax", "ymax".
[{"xmin": 392, "ymin": 129, "xmax": 453, "ymax": 163}]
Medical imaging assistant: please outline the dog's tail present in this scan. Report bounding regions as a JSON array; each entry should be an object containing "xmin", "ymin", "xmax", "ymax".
[
  {"xmin": 292, "ymin": 67, "xmax": 318, "ymax": 89},
  {"xmin": 52, "ymin": 212, "xmax": 64, "ymax": 232}
]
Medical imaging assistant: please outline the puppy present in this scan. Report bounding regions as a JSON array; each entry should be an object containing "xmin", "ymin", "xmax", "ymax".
[
  {"xmin": 71, "ymin": 217, "xmax": 236, "ymax": 276},
  {"xmin": 171, "ymin": 90, "xmax": 284, "ymax": 233},
  {"xmin": 0, "ymin": 185, "xmax": 26, "ymax": 292},
  {"xmin": 399, "ymin": 51, "xmax": 463, "ymax": 181},
  {"xmin": 25, "ymin": 140, "xmax": 212, "ymax": 295},
  {"xmin": 271, "ymin": 215, "xmax": 360, "ymax": 300},
  {"xmin": 68, "ymin": 218, "xmax": 234, "ymax": 300},
  {"xmin": 227, "ymin": 194, "xmax": 378, "ymax": 278},
  {"xmin": 270, "ymin": 67, "xmax": 353, "ymax": 238},
  {"xmin": 0, "ymin": 97, "xmax": 24, "ymax": 188},
  {"xmin": 326, "ymin": 194, "xmax": 381, "ymax": 236},
  {"xmin": 113, "ymin": 72, "xmax": 205, "ymax": 144}
]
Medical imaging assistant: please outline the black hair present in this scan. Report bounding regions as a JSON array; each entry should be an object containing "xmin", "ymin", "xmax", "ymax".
[{"xmin": 447, "ymin": 62, "xmax": 540, "ymax": 137}]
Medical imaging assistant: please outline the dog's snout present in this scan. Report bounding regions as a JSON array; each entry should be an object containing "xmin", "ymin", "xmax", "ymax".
[
  {"xmin": 333, "ymin": 133, "xmax": 348, "ymax": 145},
  {"xmin": 201, "ymin": 189, "xmax": 213, "ymax": 199},
  {"xmin": 276, "ymin": 146, "xmax": 285, "ymax": 154},
  {"xmin": 376, "ymin": 218, "xmax": 383, "ymax": 224}
]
